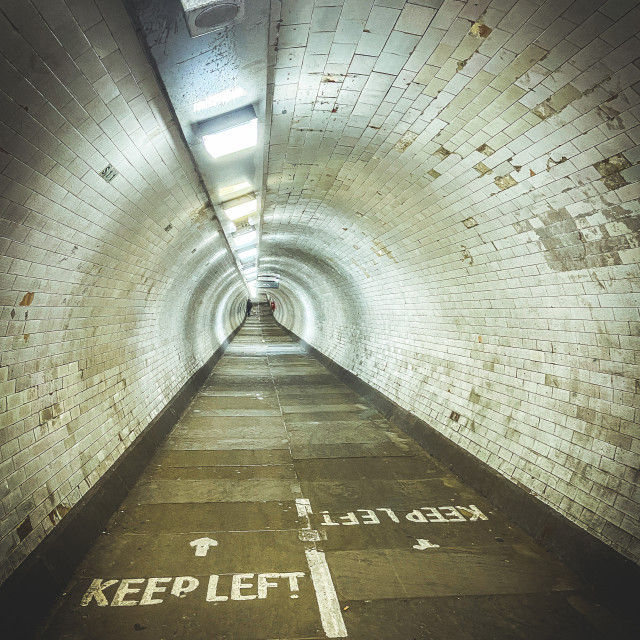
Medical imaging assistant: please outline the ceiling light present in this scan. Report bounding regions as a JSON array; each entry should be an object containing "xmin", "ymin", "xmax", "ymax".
[
  {"xmin": 219, "ymin": 181, "xmax": 251, "ymax": 198},
  {"xmin": 203, "ymin": 118, "xmax": 257, "ymax": 158},
  {"xmin": 193, "ymin": 87, "xmax": 246, "ymax": 113},
  {"xmin": 222, "ymin": 196, "xmax": 257, "ymax": 220},
  {"xmin": 238, "ymin": 247, "xmax": 257, "ymax": 261},
  {"xmin": 233, "ymin": 230, "xmax": 257, "ymax": 248}
]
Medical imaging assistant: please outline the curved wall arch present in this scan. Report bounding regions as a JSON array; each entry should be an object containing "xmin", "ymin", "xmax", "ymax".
[{"xmin": 0, "ymin": 1, "xmax": 246, "ymax": 584}]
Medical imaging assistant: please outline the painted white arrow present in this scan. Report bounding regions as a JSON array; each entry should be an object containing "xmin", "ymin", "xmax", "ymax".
[
  {"xmin": 413, "ymin": 539, "xmax": 440, "ymax": 550},
  {"xmin": 190, "ymin": 537, "xmax": 219, "ymax": 557}
]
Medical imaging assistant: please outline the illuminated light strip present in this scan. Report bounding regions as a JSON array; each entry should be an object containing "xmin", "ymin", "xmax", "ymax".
[
  {"xmin": 220, "ymin": 181, "xmax": 251, "ymax": 197},
  {"xmin": 203, "ymin": 119, "xmax": 257, "ymax": 159},
  {"xmin": 223, "ymin": 198, "xmax": 257, "ymax": 220}
]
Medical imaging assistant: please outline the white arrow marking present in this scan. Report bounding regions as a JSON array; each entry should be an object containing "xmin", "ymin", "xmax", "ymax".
[
  {"xmin": 190, "ymin": 537, "xmax": 219, "ymax": 557},
  {"xmin": 413, "ymin": 539, "xmax": 440, "ymax": 550}
]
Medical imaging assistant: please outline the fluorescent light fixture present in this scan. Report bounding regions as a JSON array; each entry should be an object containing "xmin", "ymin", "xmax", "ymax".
[
  {"xmin": 222, "ymin": 196, "xmax": 257, "ymax": 221},
  {"xmin": 219, "ymin": 181, "xmax": 251, "ymax": 198},
  {"xmin": 203, "ymin": 118, "xmax": 257, "ymax": 158},
  {"xmin": 233, "ymin": 230, "xmax": 257, "ymax": 248},
  {"xmin": 238, "ymin": 247, "xmax": 257, "ymax": 261},
  {"xmin": 193, "ymin": 87, "xmax": 246, "ymax": 113}
]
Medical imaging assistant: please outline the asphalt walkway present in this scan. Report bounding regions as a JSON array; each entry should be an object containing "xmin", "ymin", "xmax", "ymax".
[{"xmin": 38, "ymin": 310, "xmax": 626, "ymax": 639}]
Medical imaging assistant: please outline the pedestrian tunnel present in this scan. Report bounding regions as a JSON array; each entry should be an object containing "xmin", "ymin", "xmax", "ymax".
[{"xmin": 1, "ymin": 0, "xmax": 640, "ymax": 637}]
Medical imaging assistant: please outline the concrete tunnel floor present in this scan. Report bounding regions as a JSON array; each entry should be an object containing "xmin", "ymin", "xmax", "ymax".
[{"xmin": 37, "ymin": 310, "xmax": 631, "ymax": 639}]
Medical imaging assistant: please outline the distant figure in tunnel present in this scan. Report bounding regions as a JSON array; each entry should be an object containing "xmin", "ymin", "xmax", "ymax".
[
  {"xmin": 270, "ymin": 299, "xmax": 276, "ymax": 313},
  {"xmin": 246, "ymin": 298, "xmax": 253, "ymax": 317}
]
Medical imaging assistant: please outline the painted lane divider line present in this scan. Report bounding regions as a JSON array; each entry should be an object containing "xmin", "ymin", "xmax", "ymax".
[
  {"xmin": 296, "ymin": 498, "xmax": 313, "ymax": 528},
  {"xmin": 296, "ymin": 497, "xmax": 348, "ymax": 637},
  {"xmin": 306, "ymin": 549, "xmax": 348, "ymax": 639},
  {"xmin": 190, "ymin": 537, "xmax": 219, "ymax": 557}
]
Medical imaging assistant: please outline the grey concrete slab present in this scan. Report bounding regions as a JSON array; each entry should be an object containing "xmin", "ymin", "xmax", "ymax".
[
  {"xmin": 276, "ymin": 392, "xmax": 361, "ymax": 404},
  {"xmin": 76, "ymin": 530, "xmax": 309, "ymax": 577},
  {"xmin": 294, "ymin": 455, "xmax": 444, "ymax": 481},
  {"xmin": 281, "ymin": 403, "xmax": 369, "ymax": 413},
  {"xmin": 146, "ymin": 463, "xmax": 297, "ymax": 481},
  {"xmin": 285, "ymin": 408, "xmax": 386, "ymax": 421},
  {"xmin": 275, "ymin": 385, "xmax": 352, "ymax": 395},
  {"xmin": 125, "ymin": 478, "xmax": 302, "ymax": 504},
  {"xmin": 174, "ymin": 415, "xmax": 286, "ymax": 431},
  {"xmin": 163, "ymin": 436, "xmax": 289, "ymax": 451},
  {"xmin": 327, "ymin": 546, "xmax": 579, "ymax": 600},
  {"xmin": 190, "ymin": 396, "xmax": 281, "ymax": 411},
  {"xmin": 299, "ymin": 477, "xmax": 482, "ymax": 510},
  {"xmin": 199, "ymin": 387, "xmax": 278, "ymax": 397},
  {"xmin": 151, "ymin": 449, "xmax": 293, "ymax": 467},
  {"xmin": 290, "ymin": 442, "xmax": 420, "ymax": 459},
  {"xmin": 337, "ymin": 593, "xmax": 611, "ymax": 640},
  {"xmin": 287, "ymin": 422, "xmax": 393, "ymax": 446},
  {"xmin": 205, "ymin": 373, "xmax": 275, "ymax": 384},
  {"xmin": 111, "ymin": 501, "xmax": 302, "ymax": 534},
  {"xmin": 40, "ymin": 573, "xmax": 324, "ymax": 640},
  {"xmin": 189, "ymin": 408, "xmax": 282, "ymax": 417}
]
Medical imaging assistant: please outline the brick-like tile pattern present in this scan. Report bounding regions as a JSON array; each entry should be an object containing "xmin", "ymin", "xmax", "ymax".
[
  {"xmin": 0, "ymin": 0, "xmax": 245, "ymax": 584},
  {"xmin": 264, "ymin": 0, "xmax": 640, "ymax": 563}
]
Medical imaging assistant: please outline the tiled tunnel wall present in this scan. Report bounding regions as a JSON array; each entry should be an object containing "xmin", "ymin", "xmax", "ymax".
[
  {"xmin": 1, "ymin": 0, "xmax": 640, "ymax": 593},
  {"xmin": 0, "ymin": 0, "xmax": 246, "ymax": 585},
  {"xmin": 264, "ymin": 0, "xmax": 640, "ymax": 565}
]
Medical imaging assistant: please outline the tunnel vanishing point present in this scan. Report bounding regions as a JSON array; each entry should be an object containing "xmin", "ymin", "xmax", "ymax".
[{"xmin": 1, "ymin": 0, "xmax": 640, "ymax": 638}]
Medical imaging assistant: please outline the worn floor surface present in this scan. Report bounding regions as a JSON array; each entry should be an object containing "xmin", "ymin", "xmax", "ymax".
[{"xmin": 38, "ymin": 312, "xmax": 631, "ymax": 639}]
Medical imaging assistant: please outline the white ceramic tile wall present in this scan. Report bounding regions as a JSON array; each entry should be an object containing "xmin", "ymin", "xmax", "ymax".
[
  {"xmin": 264, "ymin": 0, "xmax": 640, "ymax": 564},
  {"xmin": 0, "ymin": 0, "xmax": 246, "ymax": 584}
]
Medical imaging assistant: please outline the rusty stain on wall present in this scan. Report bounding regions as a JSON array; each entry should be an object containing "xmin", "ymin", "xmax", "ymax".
[
  {"xmin": 48, "ymin": 504, "xmax": 70, "ymax": 526},
  {"xmin": 476, "ymin": 143, "xmax": 494, "ymax": 156},
  {"xmin": 474, "ymin": 162, "xmax": 491, "ymax": 175},
  {"xmin": 470, "ymin": 22, "xmax": 492, "ymax": 38},
  {"xmin": 393, "ymin": 131, "xmax": 418, "ymax": 152},
  {"xmin": 189, "ymin": 204, "xmax": 210, "ymax": 225},
  {"xmin": 546, "ymin": 155, "xmax": 568, "ymax": 171},
  {"xmin": 495, "ymin": 174, "xmax": 517, "ymax": 190},
  {"xmin": 351, "ymin": 258, "xmax": 371, "ymax": 278},
  {"xmin": 515, "ymin": 204, "xmax": 637, "ymax": 272},
  {"xmin": 594, "ymin": 154, "xmax": 631, "ymax": 191},
  {"xmin": 463, "ymin": 217, "xmax": 478, "ymax": 228},
  {"xmin": 372, "ymin": 239, "xmax": 398, "ymax": 262},
  {"xmin": 19, "ymin": 292, "xmax": 34, "ymax": 306}
]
